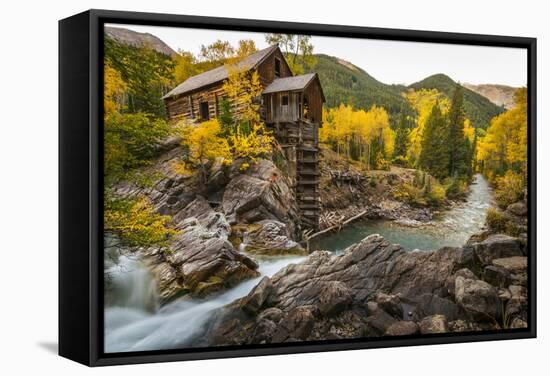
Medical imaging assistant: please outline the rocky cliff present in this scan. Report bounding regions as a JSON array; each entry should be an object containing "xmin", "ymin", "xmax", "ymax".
[{"xmin": 463, "ymin": 83, "xmax": 518, "ymax": 110}]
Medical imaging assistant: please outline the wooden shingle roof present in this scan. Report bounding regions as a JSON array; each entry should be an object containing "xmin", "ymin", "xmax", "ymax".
[
  {"xmin": 262, "ymin": 73, "xmax": 316, "ymax": 94},
  {"xmin": 263, "ymin": 73, "xmax": 325, "ymax": 101},
  {"xmin": 163, "ymin": 45, "xmax": 279, "ymax": 99}
]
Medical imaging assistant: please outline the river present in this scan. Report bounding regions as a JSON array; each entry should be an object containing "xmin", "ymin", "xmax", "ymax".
[{"xmin": 104, "ymin": 174, "xmax": 493, "ymax": 352}]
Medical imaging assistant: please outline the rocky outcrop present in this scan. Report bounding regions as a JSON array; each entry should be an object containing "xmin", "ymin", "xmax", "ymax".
[
  {"xmin": 114, "ymin": 152, "xmax": 304, "ymax": 301},
  {"xmin": 222, "ymin": 159, "xmax": 300, "ymax": 237},
  {"xmin": 201, "ymin": 232, "xmax": 528, "ymax": 345}
]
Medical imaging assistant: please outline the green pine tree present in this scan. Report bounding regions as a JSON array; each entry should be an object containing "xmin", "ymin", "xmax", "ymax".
[
  {"xmin": 447, "ymin": 85, "xmax": 470, "ymax": 177},
  {"xmin": 419, "ymin": 102, "xmax": 449, "ymax": 179},
  {"xmin": 393, "ymin": 112, "xmax": 410, "ymax": 158}
]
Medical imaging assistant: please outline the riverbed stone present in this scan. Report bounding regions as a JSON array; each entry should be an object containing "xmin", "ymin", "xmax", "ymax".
[
  {"xmin": 419, "ymin": 315, "xmax": 448, "ymax": 334},
  {"xmin": 384, "ymin": 321, "xmax": 419, "ymax": 336},
  {"xmin": 375, "ymin": 292, "xmax": 403, "ymax": 318}
]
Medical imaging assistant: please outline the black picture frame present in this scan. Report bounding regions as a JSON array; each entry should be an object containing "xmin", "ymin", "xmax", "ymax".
[{"xmin": 59, "ymin": 9, "xmax": 537, "ymax": 367}]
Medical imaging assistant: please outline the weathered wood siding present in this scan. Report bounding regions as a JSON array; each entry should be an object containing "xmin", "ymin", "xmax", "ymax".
[
  {"xmin": 303, "ymin": 78, "xmax": 324, "ymax": 124},
  {"xmin": 257, "ymin": 48, "xmax": 293, "ymax": 86}
]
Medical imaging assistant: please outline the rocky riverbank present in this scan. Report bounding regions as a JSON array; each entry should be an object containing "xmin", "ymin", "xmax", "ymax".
[{"xmin": 199, "ymin": 232, "xmax": 528, "ymax": 345}]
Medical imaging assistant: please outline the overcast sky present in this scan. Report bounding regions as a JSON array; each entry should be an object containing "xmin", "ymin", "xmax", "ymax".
[{"xmin": 108, "ymin": 24, "xmax": 527, "ymax": 87}]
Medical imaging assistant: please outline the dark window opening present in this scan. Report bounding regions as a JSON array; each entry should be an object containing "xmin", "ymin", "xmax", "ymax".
[
  {"xmin": 274, "ymin": 58, "xmax": 281, "ymax": 77},
  {"xmin": 200, "ymin": 101, "xmax": 210, "ymax": 120},
  {"xmin": 282, "ymin": 95, "xmax": 289, "ymax": 106},
  {"xmin": 303, "ymin": 95, "xmax": 309, "ymax": 119}
]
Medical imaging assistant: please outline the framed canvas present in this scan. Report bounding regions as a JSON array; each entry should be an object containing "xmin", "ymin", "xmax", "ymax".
[{"xmin": 59, "ymin": 9, "xmax": 536, "ymax": 366}]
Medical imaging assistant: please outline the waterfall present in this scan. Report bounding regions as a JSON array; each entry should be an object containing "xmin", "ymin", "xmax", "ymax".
[
  {"xmin": 104, "ymin": 250, "xmax": 305, "ymax": 353},
  {"xmin": 105, "ymin": 254, "xmax": 159, "ymax": 313}
]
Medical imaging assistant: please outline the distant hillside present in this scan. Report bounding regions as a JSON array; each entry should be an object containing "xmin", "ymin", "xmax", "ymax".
[
  {"xmin": 409, "ymin": 74, "xmax": 505, "ymax": 129},
  {"xmin": 463, "ymin": 83, "xmax": 518, "ymax": 110},
  {"xmin": 307, "ymin": 54, "xmax": 413, "ymax": 120},
  {"xmin": 105, "ymin": 26, "xmax": 176, "ymax": 56}
]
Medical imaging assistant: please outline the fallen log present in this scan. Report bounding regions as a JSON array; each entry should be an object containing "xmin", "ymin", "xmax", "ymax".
[{"xmin": 306, "ymin": 209, "xmax": 369, "ymax": 244}]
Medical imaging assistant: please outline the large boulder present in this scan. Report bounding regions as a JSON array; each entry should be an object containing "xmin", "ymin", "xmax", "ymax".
[
  {"xmin": 222, "ymin": 159, "xmax": 300, "ymax": 236},
  {"xmin": 454, "ymin": 277, "xmax": 500, "ymax": 320},
  {"xmin": 473, "ymin": 234, "xmax": 523, "ymax": 265},
  {"xmin": 232, "ymin": 220, "xmax": 306, "ymax": 256}
]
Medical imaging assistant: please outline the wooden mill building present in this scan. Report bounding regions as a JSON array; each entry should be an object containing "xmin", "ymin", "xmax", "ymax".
[{"xmin": 163, "ymin": 45, "xmax": 325, "ymax": 230}]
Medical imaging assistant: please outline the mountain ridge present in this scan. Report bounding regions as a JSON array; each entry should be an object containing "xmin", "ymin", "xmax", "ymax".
[{"xmin": 105, "ymin": 26, "xmax": 177, "ymax": 56}]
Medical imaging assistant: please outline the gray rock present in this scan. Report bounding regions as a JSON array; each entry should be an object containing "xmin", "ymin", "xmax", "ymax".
[
  {"xmin": 250, "ymin": 318, "xmax": 278, "ymax": 344},
  {"xmin": 319, "ymin": 281, "xmax": 353, "ymax": 317},
  {"xmin": 455, "ymin": 277, "xmax": 500, "ymax": 319},
  {"xmin": 376, "ymin": 292, "xmax": 403, "ymax": 318},
  {"xmin": 448, "ymin": 319, "xmax": 483, "ymax": 332},
  {"xmin": 492, "ymin": 256, "xmax": 527, "ymax": 273},
  {"xmin": 493, "ymin": 257, "xmax": 528, "ymax": 287},
  {"xmin": 257, "ymin": 307, "xmax": 284, "ymax": 323},
  {"xmin": 507, "ymin": 201, "xmax": 528, "ymax": 217},
  {"xmin": 473, "ymin": 234, "xmax": 523, "ymax": 266},
  {"xmin": 510, "ymin": 317, "xmax": 528, "ymax": 329},
  {"xmin": 365, "ymin": 308, "xmax": 397, "ymax": 335},
  {"xmin": 483, "ymin": 265, "xmax": 511, "ymax": 288},
  {"xmin": 506, "ymin": 285, "xmax": 528, "ymax": 320},
  {"xmin": 419, "ymin": 315, "xmax": 448, "ymax": 334},
  {"xmin": 384, "ymin": 321, "xmax": 419, "ymax": 336},
  {"xmin": 413, "ymin": 293, "xmax": 465, "ymax": 321},
  {"xmin": 445, "ymin": 268, "xmax": 477, "ymax": 297},
  {"xmin": 272, "ymin": 306, "xmax": 317, "ymax": 342}
]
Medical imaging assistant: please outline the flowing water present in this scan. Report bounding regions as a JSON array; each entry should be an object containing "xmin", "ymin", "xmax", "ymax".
[
  {"xmin": 310, "ymin": 174, "xmax": 494, "ymax": 253},
  {"xmin": 104, "ymin": 254, "xmax": 306, "ymax": 353},
  {"xmin": 104, "ymin": 174, "xmax": 493, "ymax": 352}
]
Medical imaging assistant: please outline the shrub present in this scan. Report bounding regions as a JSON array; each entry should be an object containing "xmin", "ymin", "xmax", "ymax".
[
  {"xmin": 369, "ymin": 177, "xmax": 377, "ymax": 188},
  {"xmin": 425, "ymin": 177, "xmax": 446, "ymax": 206},
  {"xmin": 445, "ymin": 176, "xmax": 468, "ymax": 199},
  {"xmin": 392, "ymin": 155, "xmax": 408, "ymax": 167},
  {"xmin": 494, "ymin": 171, "xmax": 525, "ymax": 208},
  {"xmin": 485, "ymin": 207, "xmax": 522, "ymax": 236},
  {"xmin": 486, "ymin": 208, "xmax": 508, "ymax": 233}
]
